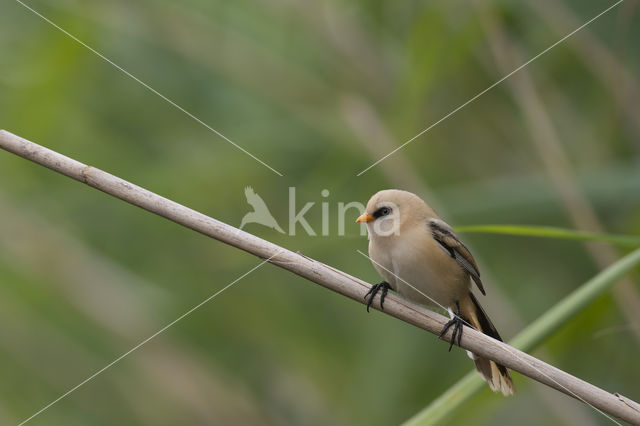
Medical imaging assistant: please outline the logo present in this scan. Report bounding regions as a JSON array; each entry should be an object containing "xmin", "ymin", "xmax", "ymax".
[
  {"xmin": 239, "ymin": 187, "xmax": 370, "ymax": 236},
  {"xmin": 239, "ymin": 186, "xmax": 285, "ymax": 233}
]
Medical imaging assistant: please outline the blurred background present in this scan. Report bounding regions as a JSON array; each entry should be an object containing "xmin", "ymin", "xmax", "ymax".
[{"xmin": 1, "ymin": 0, "xmax": 639, "ymax": 424}]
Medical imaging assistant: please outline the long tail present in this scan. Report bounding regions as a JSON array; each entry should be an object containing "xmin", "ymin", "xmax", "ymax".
[{"xmin": 460, "ymin": 292, "xmax": 515, "ymax": 396}]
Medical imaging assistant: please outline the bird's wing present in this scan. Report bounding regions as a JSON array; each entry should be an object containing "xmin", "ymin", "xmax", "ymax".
[{"xmin": 429, "ymin": 218, "xmax": 485, "ymax": 295}]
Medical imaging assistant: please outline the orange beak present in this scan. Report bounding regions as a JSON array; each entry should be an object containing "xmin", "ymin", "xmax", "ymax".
[{"xmin": 356, "ymin": 213, "xmax": 374, "ymax": 223}]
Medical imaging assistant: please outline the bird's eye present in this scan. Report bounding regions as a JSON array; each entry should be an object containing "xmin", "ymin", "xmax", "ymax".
[{"xmin": 374, "ymin": 207, "xmax": 391, "ymax": 218}]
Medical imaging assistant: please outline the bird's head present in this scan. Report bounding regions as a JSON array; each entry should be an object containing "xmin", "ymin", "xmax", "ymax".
[{"xmin": 356, "ymin": 189, "xmax": 436, "ymax": 238}]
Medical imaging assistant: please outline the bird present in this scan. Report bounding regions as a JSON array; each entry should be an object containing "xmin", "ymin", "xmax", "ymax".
[
  {"xmin": 240, "ymin": 186, "xmax": 285, "ymax": 233},
  {"xmin": 356, "ymin": 189, "xmax": 514, "ymax": 396}
]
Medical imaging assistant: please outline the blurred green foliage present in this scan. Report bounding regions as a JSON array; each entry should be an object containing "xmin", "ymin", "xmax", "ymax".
[{"xmin": 1, "ymin": 1, "xmax": 639, "ymax": 425}]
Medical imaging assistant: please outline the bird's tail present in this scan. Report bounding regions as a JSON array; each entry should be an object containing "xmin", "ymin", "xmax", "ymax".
[{"xmin": 460, "ymin": 292, "xmax": 515, "ymax": 396}]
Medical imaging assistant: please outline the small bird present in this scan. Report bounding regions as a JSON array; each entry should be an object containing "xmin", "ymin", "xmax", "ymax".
[
  {"xmin": 240, "ymin": 186, "xmax": 285, "ymax": 233},
  {"xmin": 357, "ymin": 189, "xmax": 514, "ymax": 396}
]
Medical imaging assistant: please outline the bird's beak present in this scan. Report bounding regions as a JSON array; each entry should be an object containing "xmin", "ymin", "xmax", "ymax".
[{"xmin": 356, "ymin": 213, "xmax": 374, "ymax": 223}]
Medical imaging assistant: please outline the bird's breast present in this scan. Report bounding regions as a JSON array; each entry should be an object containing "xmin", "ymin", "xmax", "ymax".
[{"xmin": 371, "ymin": 233, "xmax": 468, "ymax": 309}]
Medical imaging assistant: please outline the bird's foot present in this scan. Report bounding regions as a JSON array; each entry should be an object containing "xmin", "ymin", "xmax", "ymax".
[
  {"xmin": 438, "ymin": 301, "xmax": 467, "ymax": 352},
  {"xmin": 364, "ymin": 281, "xmax": 390, "ymax": 312}
]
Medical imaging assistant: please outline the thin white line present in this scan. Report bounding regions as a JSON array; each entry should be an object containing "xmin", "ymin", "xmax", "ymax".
[
  {"xmin": 357, "ymin": 249, "xmax": 621, "ymax": 424},
  {"xmin": 18, "ymin": 254, "xmax": 279, "ymax": 426},
  {"xmin": 14, "ymin": 0, "xmax": 284, "ymax": 177},
  {"xmin": 509, "ymin": 350, "xmax": 622, "ymax": 425},
  {"xmin": 356, "ymin": 0, "xmax": 624, "ymax": 176}
]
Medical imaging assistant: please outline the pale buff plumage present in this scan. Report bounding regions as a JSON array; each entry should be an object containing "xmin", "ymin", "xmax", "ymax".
[{"xmin": 358, "ymin": 189, "xmax": 514, "ymax": 396}]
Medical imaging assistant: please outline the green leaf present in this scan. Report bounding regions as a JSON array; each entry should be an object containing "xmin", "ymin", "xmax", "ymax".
[
  {"xmin": 402, "ymin": 248, "xmax": 640, "ymax": 426},
  {"xmin": 454, "ymin": 225, "xmax": 640, "ymax": 247}
]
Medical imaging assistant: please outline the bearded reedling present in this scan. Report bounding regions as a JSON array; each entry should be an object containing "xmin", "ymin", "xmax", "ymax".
[{"xmin": 357, "ymin": 189, "xmax": 514, "ymax": 396}]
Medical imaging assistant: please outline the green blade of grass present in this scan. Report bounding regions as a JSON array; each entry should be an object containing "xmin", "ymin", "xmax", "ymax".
[
  {"xmin": 454, "ymin": 225, "xmax": 640, "ymax": 247},
  {"xmin": 402, "ymin": 247, "xmax": 640, "ymax": 426}
]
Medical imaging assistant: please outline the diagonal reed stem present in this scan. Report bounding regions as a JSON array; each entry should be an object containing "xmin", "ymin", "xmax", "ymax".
[
  {"xmin": 1, "ymin": 129, "xmax": 640, "ymax": 424},
  {"xmin": 404, "ymin": 243, "xmax": 640, "ymax": 425}
]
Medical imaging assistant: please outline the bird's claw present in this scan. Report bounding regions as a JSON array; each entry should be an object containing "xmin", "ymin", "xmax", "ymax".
[
  {"xmin": 438, "ymin": 301, "xmax": 467, "ymax": 351},
  {"xmin": 364, "ymin": 281, "xmax": 390, "ymax": 312}
]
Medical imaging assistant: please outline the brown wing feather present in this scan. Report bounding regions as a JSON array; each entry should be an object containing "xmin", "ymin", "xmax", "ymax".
[{"xmin": 429, "ymin": 219, "xmax": 486, "ymax": 295}]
